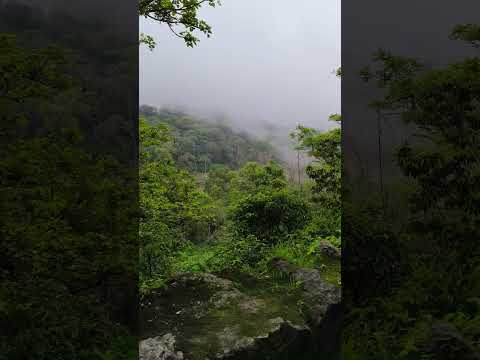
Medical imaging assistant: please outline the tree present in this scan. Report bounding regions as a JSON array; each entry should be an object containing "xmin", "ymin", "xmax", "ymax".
[
  {"xmin": 230, "ymin": 189, "xmax": 310, "ymax": 244},
  {"xmin": 139, "ymin": 119, "xmax": 215, "ymax": 282},
  {"xmin": 344, "ymin": 24, "xmax": 480, "ymax": 360},
  {"xmin": 139, "ymin": 0, "xmax": 221, "ymax": 48},
  {"xmin": 291, "ymin": 115, "xmax": 341, "ymax": 208},
  {"xmin": 229, "ymin": 161, "xmax": 287, "ymax": 201},
  {"xmin": 291, "ymin": 68, "xmax": 341, "ymax": 207},
  {"xmin": 360, "ymin": 30, "xmax": 480, "ymax": 251},
  {"xmin": 0, "ymin": 34, "xmax": 70, "ymax": 145},
  {"xmin": 226, "ymin": 161, "xmax": 310, "ymax": 244},
  {"xmin": 204, "ymin": 164, "xmax": 235, "ymax": 200},
  {"xmin": 1, "ymin": 134, "xmax": 139, "ymax": 359},
  {"xmin": 139, "ymin": 106, "xmax": 281, "ymax": 171},
  {"xmin": 0, "ymin": 22, "xmax": 142, "ymax": 360}
]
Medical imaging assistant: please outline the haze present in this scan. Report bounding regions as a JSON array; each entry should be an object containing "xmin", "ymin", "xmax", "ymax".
[{"xmin": 140, "ymin": 0, "xmax": 341, "ymax": 135}]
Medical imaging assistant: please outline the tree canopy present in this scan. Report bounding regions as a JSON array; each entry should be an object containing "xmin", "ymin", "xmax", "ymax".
[
  {"xmin": 139, "ymin": 0, "xmax": 221, "ymax": 48},
  {"xmin": 140, "ymin": 105, "xmax": 281, "ymax": 172},
  {"xmin": 291, "ymin": 115, "xmax": 341, "ymax": 208}
]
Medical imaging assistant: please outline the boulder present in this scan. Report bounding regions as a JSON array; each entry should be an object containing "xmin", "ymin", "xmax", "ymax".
[
  {"xmin": 215, "ymin": 317, "xmax": 310, "ymax": 360},
  {"xmin": 140, "ymin": 272, "xmax": 312, "ymax": 360},
  {"xmin": 140, "ymin": 334, "xmax": 184, "ymax": 360},
  {"xmin": 422, "ymin": 323, "xmax": 480, "ymax": 360},
  {"xmin": 270, "ymin": 257, "xmax": 342, "ymax": 358},
  {"xmin": 317, "ymin": 240, "xmax": 341, "ymax": 259}
]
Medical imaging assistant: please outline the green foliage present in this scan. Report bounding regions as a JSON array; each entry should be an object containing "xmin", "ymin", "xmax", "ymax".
[
  {"xmin": 1, "ymin": 33, "xmax": 137, "ymax": 359},
  {"xmin": 450, "ymin": 23, "xmax": 480, "ymax": 48},
  {"xmin": 0, "ymin": 34, "xmax": 71, "ymax": 141},
  {"xmin": 270, "ymin": 239, "xmax": 318, "ymax": 269},
  {"xmin": 361, "ymin": 27, "xmax": 480, "ymax": 250},
  {"xmin": 139, "ymin": 120, "xmax": 216, "ymax": 284},
  {"xmin": 138, "ymin": 103, "xmax": 341, "ymax": 330},
  {"xmin": 225, "ymin": 161, "xmax": 311, "ymax": 245},
  {"xmin": 229, "ymin": 161, "xmax": 287, "ymax": 200},
  {"xmin": 0, "ymin": 34, "xmax": 70, "ymax": 100},
  {"xmin": 140, "ymin": 106, "xmax": 280, "ymax": 172},
  {"xmin": 172, "ymin": 245, "xmax": 218, "ymax": 273},
  {"xmin": 139, "ymin": 33, "xmax": 156, "ymax": 50},
  {"xmin": 139, "ymin": 138, "xmax": 341, "ymax": 284},
  {"xmin": 167, "ymin": 233, "xmax": 269, "ymax": 277},
  {"xmin": 291, "ymin": 123, "xmax": 341, "ymax": 208},
  {"xmin": 139, "ymin": 0, "xmax": 221, "ymax": 48},
  {"xmin": 204, "ymin": 165, "xmax": 236, "ymax": 200},
  {"xmin": 1, "ymin": 134, "xmax": 138, "ymax": 359},
  {"xmin": 343, "ymin": 23, "xmax": 480, "ymax": 359},
  {"xmin": 209, "ymin": 234, "xmax": 269, "ymax": 274},
  {"xmin": 230, "ymin": 189, "xmax": 311, "ymax": 244}
]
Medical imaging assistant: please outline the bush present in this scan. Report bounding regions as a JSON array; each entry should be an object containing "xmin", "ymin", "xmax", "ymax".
[
  {"xmin": 207, "ymin": 234, "xmax": 269, "ymax": 274},
  {"xmin": 230, "ymin": 189, "xmax": 311, "ymax": 244}
]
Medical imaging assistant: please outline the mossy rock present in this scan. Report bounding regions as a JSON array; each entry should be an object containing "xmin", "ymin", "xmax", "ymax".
[
  {"xmin": 140, "ymin": 272, "xmax": 312, "ymax": 360},
  {"xmin": 270, "ymin": 258, "xmax": 342, "ymax": 358}
]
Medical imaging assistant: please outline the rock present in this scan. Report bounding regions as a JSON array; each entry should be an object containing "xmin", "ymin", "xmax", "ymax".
[
  {"xmin": 422, "ymin": 323, "xmax": 480, "ymax": 360},
  {"xmin": 270, "ymin": 258, "xmax": 341, "ymax": 320},
  {"xmin": 270, "ymin": 257, "xmax": 342, "ymax": 358},
  {"xmin": 238, "ymin": 298, "xmax": 266, "ymax": 314},
  {"xmin": 317, "ymin": 240, "xmax": 341, "ymax": 259},
  {"xmin": 217, "ymin": 317, "xmax": 310, "ymax": 360},
  {"xmin": 292, "ymin": 267, "xmax": 341, "ymax": 325},
  {"xmin": 211, "ymin": 288, "xmax": 244, "ymax": 309},
  {"xmin": 169, "ymin": 272, "xmax": 238, "ymax": 290},
  {"xmin": 140, "ymin": 272, "xmax": 313, "ymax": 360},
  {"xmin": 140, "ymin": 334, "xmax": 184, "ymax": 360}
]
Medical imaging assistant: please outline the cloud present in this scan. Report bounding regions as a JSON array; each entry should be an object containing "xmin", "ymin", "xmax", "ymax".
[{"xmin": 140, "ymin": 0, "xmax": 340, "ymax": 132}]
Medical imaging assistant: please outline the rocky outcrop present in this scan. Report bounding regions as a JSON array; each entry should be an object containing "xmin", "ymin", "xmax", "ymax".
[
  {"xmin": 214, "ymin": 317, "xmax": 310, "ymax": 360},
  {"xmin": 140, "ymin": 272, "xmax": 312, "ymax": 360},
  {"xmin": 140, "ymin": 334, "xmax": 184, "ymax": 360},
  {"xmin": 316, "ymin": 240, "xmax": 341, "ymax": 259},
  {"xmin": 421, "ymin": 323, "xmax": 480, "ymax": 360},
  {"xmin": 271, "ymin": 257, "xmax": 342, "ymax": 359},
  {"xmin": 140, "ymin": 262, "xmax": 341, "ymax": 360}
]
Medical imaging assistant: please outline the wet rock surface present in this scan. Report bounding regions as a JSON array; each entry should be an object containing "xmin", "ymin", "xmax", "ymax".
[
  {"xmin": 140, "ymin": 268, "xmax": 340, "ymax": 360},
  {"xmin": 271, "ymin": 257, "xmax": 342, "ymax": 358},
  {"xmin": 140, "ymin": 334, "xmax": 184, "ymax": 360},
  {"xmin": 422, "ymin": 323, "xmax": 480, "ymax": 360},
  {"xmin": 316, "ymin": 240, "xmax": 341, "ymax": 259}
]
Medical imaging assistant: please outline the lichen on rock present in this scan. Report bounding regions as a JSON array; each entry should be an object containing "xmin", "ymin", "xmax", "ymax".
[{"xmin": 140, "ymin": 269, "xmax": 340, "ymax": 360}]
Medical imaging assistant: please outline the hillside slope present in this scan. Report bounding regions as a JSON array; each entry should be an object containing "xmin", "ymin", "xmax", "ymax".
[{"xmin": 140, "ymin": 105, "xmax": 281, "ymax": 172}]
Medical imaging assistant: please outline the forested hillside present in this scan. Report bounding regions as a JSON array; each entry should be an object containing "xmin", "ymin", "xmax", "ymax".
[
  {"xmin": 140, "ymin": 105, "xmax": 281, "ymax": 172},
  {"xmin": 139, "ymin": 112, "xmax": 341, "ymax": 280},
  {"xmin": 139, "ymin": 112, "xmax": 342, "ymax": 358},
  {"xmin": 342, "ymin": 24, "xmax": 480, "ymax": 359},
  {"xmin": 137, "ymin": 2, "xmax": 343, "ymax": 359},
  {"xmin": 1, "ymin": 14, "xmax": 137, "ymax": 360}
]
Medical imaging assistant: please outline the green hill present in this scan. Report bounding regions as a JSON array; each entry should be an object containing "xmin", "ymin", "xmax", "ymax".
[{"xmin": 140, "ymin": 105, "xmax": 281, "ymax": 172}]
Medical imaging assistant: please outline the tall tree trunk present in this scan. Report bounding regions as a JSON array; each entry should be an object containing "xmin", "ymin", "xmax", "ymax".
[{"xmin": 377, "ymin": 109, "xmax": 385, "ymax": 213}]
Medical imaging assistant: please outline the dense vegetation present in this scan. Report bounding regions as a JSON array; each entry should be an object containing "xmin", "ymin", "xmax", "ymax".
[
  {"xmin": 342, "ymin": 24, "xmax": 480, "ymax": 359},
  {"xmin": 139, "ymin": 112, "xmax": 342, "ymax": 294},
  {"xmin": 9, "ymin": 1, "xmax": 479, "ymax": 358},
  {"xmin": 140, "ymin": 105, "xmax": 281, "ymax": 172},
  {"xmin": 3, "ymin": 1, "xmax": 225, "ymax": 358},
  {"xmin": 0, "ymin": 14, "xmax": 137, "ymax": 360},
  {"xmin": 138, "ymin": 0, "xmax": 341, "ymax": 305},
  {"xmin": 139, "ymin": 0, "xmax": 221, "ymax": 49}
]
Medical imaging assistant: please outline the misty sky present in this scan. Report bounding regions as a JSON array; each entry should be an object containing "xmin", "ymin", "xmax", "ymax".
[{"xmin": 140, "ymin": 0, "xmax": 340, "ymax": 132}]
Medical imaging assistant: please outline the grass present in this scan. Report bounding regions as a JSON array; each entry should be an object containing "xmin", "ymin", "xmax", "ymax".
[
  {"xmin": 171, "ymin": 245, "xmax": 217, "ymax": 273},
  {"xmin": 167, "ymin": 234, "xmax": 341, "ymax": 286}
]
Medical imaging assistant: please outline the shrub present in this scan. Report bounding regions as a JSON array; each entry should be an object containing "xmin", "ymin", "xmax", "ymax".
[{"xmin": 230, "ymin": 189, "xmax": 311, "ymax": 244}]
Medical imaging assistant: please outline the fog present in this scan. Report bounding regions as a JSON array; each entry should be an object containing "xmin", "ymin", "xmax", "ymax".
[
  {"xmin": 140, "ymin": 0, "xmax": 341, "ymax": 138},
  {"xmin": 342, "ymin": 0, "xmax": 479, "ymax": 184}
]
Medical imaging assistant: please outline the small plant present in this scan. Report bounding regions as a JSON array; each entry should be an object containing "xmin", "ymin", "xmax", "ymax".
[{"xmin": 288, "ymin": 278, "xmax": 303, "ymax": 292}]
